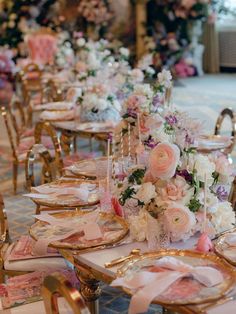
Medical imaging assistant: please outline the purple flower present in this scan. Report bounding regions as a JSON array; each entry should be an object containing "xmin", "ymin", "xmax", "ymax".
[
  {"xmin": 165, "ymin": 115, "xmax": 177, "ymax": 126},
  {"xmin": 216, "ymin": 186, "xmax": 228, "ymax": 202},
  {"xmin": 152, "ymin": 94, "xmax": 162, "ymax": 107},
  {"xmin": 176, "ymin": 169, "xmax": 193, "ymax": 184},
  {"xmin": 127, "ymin": 108, "xmax": 137, "ymax": 119},
  {"xmin": 144, "ymin": 136, "xmax": 158, "ymax": 149},
  {"xmin": 116, "ymin": 90, "xmax": 126, "ymax": 101}
]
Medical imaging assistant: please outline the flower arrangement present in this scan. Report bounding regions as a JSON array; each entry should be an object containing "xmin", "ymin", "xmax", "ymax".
[
  {"xmin": 79, "ymin": 83, "xmax": 121, "ymax": 122},
  {"xmin": 117, "ymin": 144, "xmax": 235, "ymax": 243},
  {"xmin": 112, "ymin": 69, "xmax": 235, "ymax": 243}
]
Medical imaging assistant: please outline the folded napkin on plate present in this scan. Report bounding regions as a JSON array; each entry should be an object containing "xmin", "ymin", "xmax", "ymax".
[
  {"xmin": 40, "ymin": 109, "xmax": 75, "ymax": 121},
  {"xmin": 32, "ymin": 211, "xmax": 102, "ymax": 255},
  {"xmin": 24, "ymin": 186, "xmax": 90, "ymax": 202},
  {"xmin": 111, "ymin": 256, "xmax": 223, "ymax": 314},
  {"xmin": 40, "ymin": 101, "xmax": 74, "ymax": 111}
]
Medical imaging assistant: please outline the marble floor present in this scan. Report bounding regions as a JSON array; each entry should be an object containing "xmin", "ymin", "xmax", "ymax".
[{"xmin": 0, "ymin": 73, "xmax": 236, "ymax": 313}]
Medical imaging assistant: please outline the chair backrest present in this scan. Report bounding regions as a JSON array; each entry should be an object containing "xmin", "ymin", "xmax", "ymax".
[
  {"xmin": 0, "ymin": 193, "xmax": 11, "ymax": 244},
  {"xmin": 43, "ymin": 80, "xmax": 63, "ymax": 103},
  {"xmin": 8, "ymin": 99, "xmax": 27, "ymax": 145},
  {"xmin": 34, "ymin": 121, "xmax": 64, "ymax": 176},
  {"xmin": 25, "ymin": 143, "xmax": 55, "ymax": 190},
  {"xmin": 1, "ymin": 106, "xmax": 17, "ymax": 161},
  {"xmin": 26, "ymin": 29, "xmax": 57, "ymax": 65},
  {"xmin": 214, "ymin": 107, "xmax": 236, "ymax": 154},
  {"xmin": 42, "ymin": 273, "xmax": 90, "ymax": 314}
]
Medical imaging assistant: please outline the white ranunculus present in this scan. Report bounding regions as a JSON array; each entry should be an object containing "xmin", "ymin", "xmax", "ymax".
[
  {"xmin": 119, "ymin": 47, "xmax": 130, "ymax": 57},
  {"xmin": 136, "ymin": 182, "xmax": 157, "ymax": 205},
  {"xmin": 187, "ymin": 154, "xmax": 215, "ymax": 185},
  {"xmin": 157, "ymin": 69, "xmax": 172, "ymax": 88},
  {"xmin": 210, "ymin": 201, "xmax": 235, "ymax": 233}
]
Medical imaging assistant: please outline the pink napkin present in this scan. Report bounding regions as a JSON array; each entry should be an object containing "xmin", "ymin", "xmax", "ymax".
[
  {"xmin": 39, "ymin": 101, "xmax": 74, "ymax": 111},
  {"xmin": 111, "ymin": 256, "xmax": 223, "ymax": 314},
  {"xmin": 32, "ymin": 212, "xmax": 102, "ymax": 255}
]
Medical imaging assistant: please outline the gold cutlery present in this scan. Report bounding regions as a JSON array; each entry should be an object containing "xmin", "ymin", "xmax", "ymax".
[{"xmin": 104, "ymin": 249, "xmax": 141, "ymax": 268}]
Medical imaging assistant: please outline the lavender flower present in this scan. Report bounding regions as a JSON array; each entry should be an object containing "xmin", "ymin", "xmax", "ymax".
[
  {"xmin": 216, "ymin": 186, "xmax": 228, "ymax": 202},
  {"xmin": 152, "ymin": 94, "xmax": 162, "ymax": 108},
  {"xmin": 165, "ymin": 114, "xmax": 177, "ymax": 126}
]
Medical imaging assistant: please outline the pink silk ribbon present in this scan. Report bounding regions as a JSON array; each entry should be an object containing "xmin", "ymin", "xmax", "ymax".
[
  {"xmin": 111, "ymin": 256, "xmax": 223, "ymax": 314},
  {"xmin": 32, "ymin": 212, "xmax": 102, "ymax": 255}
]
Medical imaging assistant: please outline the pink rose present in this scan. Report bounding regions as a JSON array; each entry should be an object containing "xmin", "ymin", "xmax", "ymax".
[
  {"xmin": 148, "ymin": 142, "xmax": 180, "ymax": 180},
  {"xmin": 159, "ymin": 176, "xmax": 191, "ymax": 202}
]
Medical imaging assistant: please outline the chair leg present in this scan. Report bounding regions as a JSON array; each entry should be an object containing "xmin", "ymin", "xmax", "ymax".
[{"xmin": 13, "ymin": 162, "xmax": 18, "ymax": 194}]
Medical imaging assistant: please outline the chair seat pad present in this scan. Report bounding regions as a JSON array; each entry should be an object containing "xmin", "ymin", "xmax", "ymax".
[
  {"xmin": 4, "ymin": 243, "xmax": 67, "ymax": 271},
  {"xmin": 0, "ymin": 298, "xmax": 73, "ymax": 314}
]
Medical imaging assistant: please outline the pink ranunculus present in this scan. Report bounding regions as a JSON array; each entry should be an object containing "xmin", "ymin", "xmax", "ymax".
[
  {"xmin": 148, "ymin": 142, "xmax": 180, "ymax": 180},
  {"xmin": 164, "ymin": 205, "xmax": 196, "ymax": 236}
]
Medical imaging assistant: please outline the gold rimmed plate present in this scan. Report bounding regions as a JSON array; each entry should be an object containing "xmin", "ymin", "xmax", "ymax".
[
  {"xmin": 214, "ymin": 229, "xmax": 236, "ymax": 266},
  {"xmin": 197, "ymin": 135, "xmax": 232, "ymax": 151},
  {"xmin": 116, "ymin": 250, "xmax": 236, "ymax": 306},
  {"xmin": 30, "ymin": 179, "xmax": 99, "ymax": 208},
  {"xmin": 68, "ymin": 157, "xmax": 110, "ymax": 178},
  {"xmin": 30, "ymin": 211, "xmax": 129, "ymax": 250}
]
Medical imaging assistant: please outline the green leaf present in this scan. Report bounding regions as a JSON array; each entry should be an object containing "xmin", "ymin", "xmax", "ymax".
[
  {"xmin": 119, "ymin": 187, "xmax": 136, "ymax": 205},
  {"xmin": 128, "ymin": 168, "xmax": 146, "ymax": 185},
  {"xmin": 188, "ymin": 198, "xmax": 201, "ymax": 212}
]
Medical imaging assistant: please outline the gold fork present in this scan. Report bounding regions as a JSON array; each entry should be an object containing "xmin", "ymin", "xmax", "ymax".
[{"xmin": 104, "ymin": 249, "xmax": 141, "ymax": 268}]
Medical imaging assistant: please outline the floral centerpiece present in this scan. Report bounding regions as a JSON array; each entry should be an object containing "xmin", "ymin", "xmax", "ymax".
[
  {"xmin": 112, "ymin": 69, "xmax": 235, "ymax": 244},
  {"xmin": 79, "ymin": 82, "xmax": 121, "ymax": 122}
]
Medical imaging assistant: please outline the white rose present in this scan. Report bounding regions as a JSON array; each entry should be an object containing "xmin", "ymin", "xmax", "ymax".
[
  {"xmin": 198, "ymin": 190, "xmax": 218, "ymax": 213},
  {"xmin": 146, "ymin": 66, "xmax": 155, "ymax": 76},
  {"xmin": 77, "ymin": 38, "xmax": 86, "ymax": 47},
  {"xmin": 130, "ymin": 68, "xmax": 144, "ymax": 83},
  {"xmin": 210, "ymin": 201, "xmax": 235, "ymax": 233},
  {"xmin": 87, "ymin": 52, "xmax": 101, "ymax": 69},
  {"xmin": 134, "ymin": 84, "xmax": 153, "ymax": 99},
  {"xmin": 129, "ymin": 210, "xmax": 147, "ymax": 241},
  {"xmin": 119, "ymin": 47, "xmax": 130, "ymax": 57},
  {"xmin": 136, "ymin": 182, "xmax": 157, "ymax": 205}
]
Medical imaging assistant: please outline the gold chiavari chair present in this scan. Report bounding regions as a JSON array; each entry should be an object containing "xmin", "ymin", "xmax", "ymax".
[
  {"xmin": 0, "ymin": 193, "xmax": 68, "ymax": 284},
  {"xmin": 1, "ymin": 104, "xmax": 55, "ymax": 193},
  {"xmin": 34, "ymin": 121, "xmax": 64, "ymax": 177},
  {"xmin": 214, "ymin": 107, "xmax": 236, "ymax": 155},
  {"xmin": 43, "ymin": 273, "xmax": 90, "ymax": 314},
  {"xmin": 43, "ymin": 79, "xmax": 63, "ymax": 102},
  {"xmin": 25, "ymin": 143, "xmax": 56, "ymax": 190}
]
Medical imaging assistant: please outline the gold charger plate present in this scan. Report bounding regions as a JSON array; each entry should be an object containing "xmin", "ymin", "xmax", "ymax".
[
  {"xmin": 214, "ymin": 229, "xmax": 236, "ymax": 266},
  {"xmin": 31, "ymin": 179, "xmax": 99, "ymax": 208},
  {"xmin": 69, "ymin": 157, "xmax": 110, "ymax": 178},
  {"xmin": 116, "ymin": 249, "xmax": 236, "ymax": 306},
  {"xmin": 30, "ymin": 211, "xmax": 129, "ymax": 250}
]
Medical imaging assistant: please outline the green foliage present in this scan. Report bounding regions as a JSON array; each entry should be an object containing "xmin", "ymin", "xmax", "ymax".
[
  {"xmin": 188, "ymin": 198, "xmax": 201, "ymax": 212},
  {"xmin": 128, "ymin": 168, "xmax": 146, "ymax": 185},
  {"xmin": 119, "ymin": 186, "xmax": 136, "ymax": 206}
]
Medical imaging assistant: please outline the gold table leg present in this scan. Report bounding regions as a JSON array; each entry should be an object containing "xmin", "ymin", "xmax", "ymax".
[{"xmin": 76, "ymin": 270, "xmax": 101, "ymax": 314}]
